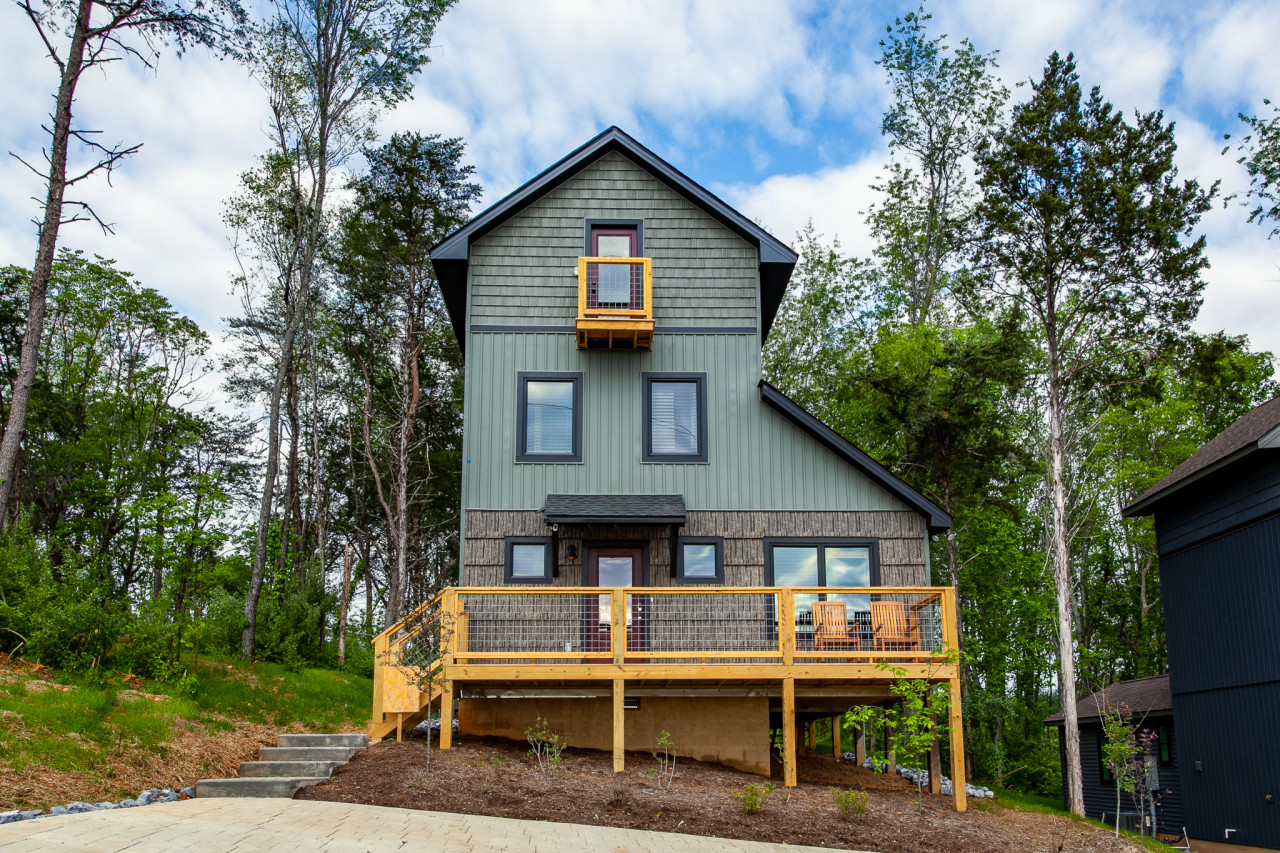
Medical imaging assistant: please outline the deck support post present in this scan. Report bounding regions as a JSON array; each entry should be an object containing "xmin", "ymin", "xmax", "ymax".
[
  {"xmin": 782, "ymin": 678, "xmax": 797, "ymax": 787},
  {"xmin": 396, "ymin": 712, "xmax": 403, "ymax": 743},
  {"xmin": 832, "ymin": 715, "xmax": 842, "ymax": 758},
  {"xmin": 439, "ymin": 681, "xmax": 454, "ymax": 750},
  {"xmin": 809, "ymin": 720, "xmax": 817, "ymax": 753},
  {"xmin": 928, "ymin": 692, "xmax": 942, "ymax": 795},
  {"xmin": 613, "ymin": 678, "xmax": 625, "ymax": 773},
  {"xmin": 855, "ymin": 720, "xmax": 865, "ymax": 765},
  {"xmin": 948, "ymin": 676, "xmax": 966, "ymax": 811}
]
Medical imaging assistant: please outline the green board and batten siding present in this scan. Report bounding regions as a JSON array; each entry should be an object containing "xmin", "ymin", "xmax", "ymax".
[{"xmin": 461, "ymin": 149, "xmax": 908, "ymax": 519}]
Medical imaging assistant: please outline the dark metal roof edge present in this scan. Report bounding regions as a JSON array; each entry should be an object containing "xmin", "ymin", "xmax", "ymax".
[
  {"xmin": 1121, "ymin": 443, "xmax": 1260, "ymax": 517},
  {"xmin": 542, "ymin": 515, "xmax": 687, "ymax": 526},
  {"xmin": 758, "ymin": 381, "xmax": 952, "ymax": 532}
]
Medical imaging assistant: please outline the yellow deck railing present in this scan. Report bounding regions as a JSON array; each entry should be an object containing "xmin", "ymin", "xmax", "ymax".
[{"xmin": 575, "ymin": 256, "xmax": 653, "ymax": 348}]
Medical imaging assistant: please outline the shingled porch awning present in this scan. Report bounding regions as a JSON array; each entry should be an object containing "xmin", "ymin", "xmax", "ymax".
[{"xmin": 542, "ymin": 494, "xmax": 686, "ymax": 525}]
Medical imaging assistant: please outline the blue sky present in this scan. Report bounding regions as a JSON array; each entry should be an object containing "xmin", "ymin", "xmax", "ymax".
[{"xmin": 1, "ymin": 0, "xmax": 1277, "ymax": 376}]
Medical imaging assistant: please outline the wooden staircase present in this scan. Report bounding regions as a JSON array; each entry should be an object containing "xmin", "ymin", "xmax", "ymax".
[{"xmin": 368, "ymin": 592, "xmax": 449, "ymax": 742}]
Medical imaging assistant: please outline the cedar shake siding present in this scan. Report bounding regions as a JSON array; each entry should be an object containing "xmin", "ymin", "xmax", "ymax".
[{"xmin": 463, "ymin": 509, "xmax": 928, "ymax": 588}]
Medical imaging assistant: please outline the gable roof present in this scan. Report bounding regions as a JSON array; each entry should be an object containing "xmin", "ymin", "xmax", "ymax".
[
  {"xmin": 1123, "ymin": 395, "xmax": 1280, "ymax": 517},
  {"xmin": 1044, "ymin": 675, "xmax": 1172, "ymax": 724},
  {"xmin": 759, "ymin": 381, "xmax": 952, "ymax": 533},
  {"xmin": 430, "ymin": 127, "xmax": 799, "ymax": 353}
]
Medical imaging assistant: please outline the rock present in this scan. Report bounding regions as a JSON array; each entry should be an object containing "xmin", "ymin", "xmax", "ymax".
[
  {"xmin": 47, "ymin": 806, "xmax": 67, "ymax": 817},
  {"xmin": 19, "ymin": 810, "xmax": 42, "ymax": 820},
  {"xmin": 158, "ymin": 792, "xmax": 181, "ymax": 803},
  {"xmin": 179, "ymin": 786, "xmax": 196, "ymax": 799},
  {"xmin": 0, "ymin": 811, "xmax": 19, "ymax": 825}
]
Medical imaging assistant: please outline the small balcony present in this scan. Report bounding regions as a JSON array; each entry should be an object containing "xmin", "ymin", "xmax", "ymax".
[{"xmin": 576, "ymin": 256, "xmax": 653, "ymax": 349}]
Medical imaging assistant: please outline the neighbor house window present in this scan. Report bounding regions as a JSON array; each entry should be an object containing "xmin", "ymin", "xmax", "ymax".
[
  {"xmin": 1158, "ymin": 725, "xmax": 1171, "ymax": 765},
  {"xmin": 516, "ymin": 372, "xmax": 582, "ymax": 462},
  {"xmin": 642, "ymin": 373, "xmax": 707, "ymax": 462},
  {"xmin": 765, "ymin": 538, "xmax": 879, "ymax": 620},
  {"xmin": 505, "ymin": 537, "xmax": 553, "ymax": 583},
  {"xmin": 676, "ymin": 537, "xmax": 724, "ymax": 583}
]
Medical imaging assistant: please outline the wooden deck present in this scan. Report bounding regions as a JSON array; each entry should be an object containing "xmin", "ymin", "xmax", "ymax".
[{"xmin": 369, "ymin": 585, "xmax": 966, "ymax": 810}]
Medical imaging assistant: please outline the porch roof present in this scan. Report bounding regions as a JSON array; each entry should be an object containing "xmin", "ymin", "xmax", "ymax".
[{"xmin": 543, "ymin": 493, "xmax": 686, "ymax": 525}]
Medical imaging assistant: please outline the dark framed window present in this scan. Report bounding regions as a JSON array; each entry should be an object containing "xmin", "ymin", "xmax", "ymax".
[
  {"xmin": 504, "ymin": 537, "xmax": 553, "ymax": 584},
  {"xmin": 1158, "ymin": 724, "xmax": 1171, "ymax": 766},
  {"xmin": 764, "ymin": 538, "xmax": 880, "ymax": 621},
  {"xmin": 676, "ymin": 537, "xmax": 724, "ymax": 583},
  {"xmin": 1099, "ymin": 727, "xmax": 1115, "ymax": 783},
  {"xmin": 585, "ymin": 219, "xmax": 643, "ymax": 256},
  {"xmin": 642, "ymin": 373, "xmax": 707, "ymax": 462},
  {"xmin": 516, "ymin": 372, "xmax": 582, "ymax": 462}
]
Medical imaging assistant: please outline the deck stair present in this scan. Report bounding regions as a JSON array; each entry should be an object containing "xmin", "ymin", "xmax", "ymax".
[{"xmin": 195, "ymin": 733, "xmax": 369, "ymax": 798}]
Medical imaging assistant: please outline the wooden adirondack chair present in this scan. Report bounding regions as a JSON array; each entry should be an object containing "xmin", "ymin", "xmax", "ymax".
[{"xmin": 870, "ymin": 600, "xmax": 921, "ymax": 651}]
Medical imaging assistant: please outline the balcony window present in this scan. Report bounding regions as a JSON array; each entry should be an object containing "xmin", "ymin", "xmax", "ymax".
[
  {"xmin": 516, "ymin": 372, "xmax": 582, "ymax": 462},
  {"xmin": 642, "ymin": 373, "xmax": 707, "ymax": 462},
  {"xmin": 765, "ymin": 538, "xmax": 880, "ymax": 632},
  {"xmin": 577, "ymin": 221, "xmax": 652, "ymax": 349}
]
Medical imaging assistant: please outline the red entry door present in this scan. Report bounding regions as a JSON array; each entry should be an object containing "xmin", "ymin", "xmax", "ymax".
[{"xmin": 587, "ymin": 547, "xmax": 645, "ymax": 656}]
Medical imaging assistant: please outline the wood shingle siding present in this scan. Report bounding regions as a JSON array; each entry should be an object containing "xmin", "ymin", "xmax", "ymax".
[
  {"xmin": 463, "ymin": 509, "xmax": 927, "ymax": 588},
  {"xmin": 467, "ymin": 151, "xmax": 760, "ymax": 330}
]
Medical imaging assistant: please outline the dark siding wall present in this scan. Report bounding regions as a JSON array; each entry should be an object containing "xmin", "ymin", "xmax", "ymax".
[
  {"xmin": 1057, "ymin": 718, "xmax": 1184, "ymax": 832},
  {"xmin": 1173, "ymin": 682, "xmax": 1280, "ymax": 848},
  {"xmin": 1153, "ymin": 452, "xmax": 1280, "ymax": 555},
  {"xmin": 1159, "ymin": 514, "xmax": 1280, "ymax": 694}
]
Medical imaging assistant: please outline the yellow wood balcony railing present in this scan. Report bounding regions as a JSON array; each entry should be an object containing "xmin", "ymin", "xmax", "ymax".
[{"xmin": 576, "ymin": 256, "xmax": 653, "ymax": 349}]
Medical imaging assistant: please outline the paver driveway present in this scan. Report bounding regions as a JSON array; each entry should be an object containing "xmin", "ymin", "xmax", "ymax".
[{"xmin": 0, "ymin": 798, "xmax": 875, "ymax": 852}]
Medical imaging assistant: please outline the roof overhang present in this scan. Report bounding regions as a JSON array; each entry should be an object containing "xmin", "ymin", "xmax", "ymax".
[
  {"xmin": 759, "ymin": 381, "xmax": 952, "ymax": 534},
  {"xmin": 543, "ymin": 493, "xmax": 687, "ymax": 526},
  {"xmin": 1121, "ymin": 443, "xmax": 1259, "ymax": 517},
  {"xmin": 431, "ymin": 127, "xmax": 798, "ymax": 353}
]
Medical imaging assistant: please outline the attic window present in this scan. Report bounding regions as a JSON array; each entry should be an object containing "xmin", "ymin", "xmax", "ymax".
[{"xmin": 588, "ymin": 223, "xmax": 641, "ymax": 309}]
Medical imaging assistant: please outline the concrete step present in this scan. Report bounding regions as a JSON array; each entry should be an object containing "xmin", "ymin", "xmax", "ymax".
[
  {"xmin": 195, "ymin": 777, "xmax": 330, "ymax": 798},
  {"xmin": 277, "ymin": 733, "xmax": 369, "ymax": 749},
  {"xmin": 238, "ymin": 760, "xmax": 339, "ymax": 778},
  {"xmin": 257, "ymin": 746, "xmax": 358, "ymax": 762}
]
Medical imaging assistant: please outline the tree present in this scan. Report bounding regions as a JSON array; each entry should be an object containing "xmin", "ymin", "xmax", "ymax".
[
  {"xmin": 334, "ymin": 132, "xmax": 478, "ymax": 623},
  {"xmin": 2, "ymin": 0, "xmax": 248, "ymax": 528},
  {"xmin": 234, "ymin": 0, "xmax": 455, "ymax": 659},
  {"xmin": 972, "ymin": 51, "xmax": 1214, "ymax": 815},
  {"xmin": 1226, "ymin": 99, "xmax": 1280, "ymax": 237},
  {"xmin": 869, "ymin": 6, "xmax": 1007, "ymax": 324}
]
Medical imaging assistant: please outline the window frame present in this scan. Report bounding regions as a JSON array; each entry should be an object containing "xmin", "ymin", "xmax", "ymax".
[
  {"xmin": 585, "ymin": 219, "xmax": 643, "ymax": 256},
  {"xmin": 516, "ymin": 371, "xmax": 583, "ymax": 463},
  {"xmin": 504, "ymin": 537, "xmax": 554, "ymax": 584},
  {"xmin": 1099, "ymin": 724, "xmax": 1115, "ymax": 784},
  {"xmin": 762, "ymin": 538, "xmax": 882, "ymax": 587},
  {"xmin": 675, "ymin": 536, "xmax": 725, "ymax": 584},
  {"xmin": 641, "ymin": 372, "xmax": 708, "ymax": 463}
]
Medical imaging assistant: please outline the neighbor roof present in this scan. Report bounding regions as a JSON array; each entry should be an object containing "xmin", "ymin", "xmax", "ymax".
[
  {"xmin": 1123, "ymin": 396, "xmax": 1280, "ymax": 517},
  {"xmin": 430, "ymin": 127, "xmax": 799, "ymax": 353},
  {"xmin": 543, "ymin": 494, "xmax": 687, "ymax": 526},
  {"xmin": 1045, "ymin": 675, "xmax": 1172, "ymax": 724},
  {"xmin": 759, "ymin": 381, "xmax": 952, "ymax": 534}
]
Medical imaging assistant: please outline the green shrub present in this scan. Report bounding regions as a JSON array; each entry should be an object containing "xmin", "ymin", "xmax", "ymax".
[
  {"xmin": 736, "ymin": 781, "xmax": 775, "ymax": 814},
  {"xmin": 831, "ymin": 786, "xmax": 868, "ymax": 819}
]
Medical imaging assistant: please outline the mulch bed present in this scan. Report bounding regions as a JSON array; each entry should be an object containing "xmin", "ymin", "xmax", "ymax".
[{"xmin": 297, "ymin": 734, "xmax": 1142, "ymax": 852}]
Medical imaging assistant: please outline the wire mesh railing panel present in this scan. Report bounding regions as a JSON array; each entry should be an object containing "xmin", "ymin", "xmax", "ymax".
[
  {"xmin": 586, "ymin": 262, "xmax": 645, "ymax": 310},
  {"xmin": 457, "ymin": 592, "xmax": 603, "ymax": 657},
  {"xmin": 792, "ymin": 589, "xmax": 946, "ymax": 660},
  {"xmin": 630, "ymin": 592, "xmax": 779, "ymax": 656}
]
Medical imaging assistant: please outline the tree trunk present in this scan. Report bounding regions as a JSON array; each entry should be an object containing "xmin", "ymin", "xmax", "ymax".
[
  {"xmin": 1048, "ymin": 363, "xmax": 1085, "ymax": 816},
  {"xmin": 338, "ymin": 544, "xmax": 352, "ymax": 665},
  {"xmin": 0, "ymin": 0, "xmax": 94, "ymax": 526},
  {"xmin": 241, "ymin": 294, "xmax": 307, "ymax": 659}
]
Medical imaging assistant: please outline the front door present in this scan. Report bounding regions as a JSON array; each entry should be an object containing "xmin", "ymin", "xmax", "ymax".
[{"xmin": 586, "ymin": 546, "xmax": 645, "ymax": 656}]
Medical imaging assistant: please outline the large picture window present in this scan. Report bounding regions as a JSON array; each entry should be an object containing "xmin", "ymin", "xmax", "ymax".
[
  {"xmin": 764, "ymin": 538, "xmax": 880, "ymax": 624},
  {"xmin": 516, "ymin": 372, "xmax": 582, "ymax": 462},
  {"xmin": 642, "ymin": 373, "xmax": 707, "ymax": 462}
]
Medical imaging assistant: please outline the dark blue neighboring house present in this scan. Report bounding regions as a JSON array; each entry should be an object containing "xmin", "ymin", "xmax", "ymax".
[
  {"xmin": 1046, "ymin": 676, "xmax": 1184, "ymax": 835},
  {"xmin": 1120, "ymin": 396, "xmax": 1280, "ymax": 851}
]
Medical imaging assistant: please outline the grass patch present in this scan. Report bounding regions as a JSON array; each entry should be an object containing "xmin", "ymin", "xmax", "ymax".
[{"xmin": 0, "ymin": 653, "xmax": 372, "ymax": 809}]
